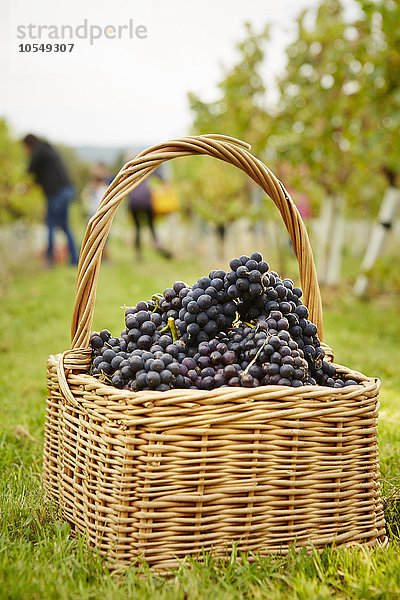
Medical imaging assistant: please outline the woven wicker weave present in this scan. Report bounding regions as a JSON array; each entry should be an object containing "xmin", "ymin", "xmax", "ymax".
[{"xmin": 43, "ymin": 135, "xmax": 387, "ymax": 570}]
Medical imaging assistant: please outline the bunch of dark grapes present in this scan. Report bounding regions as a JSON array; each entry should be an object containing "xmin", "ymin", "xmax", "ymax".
[
  {"xmin": 176, "ymin": 271, "xmax": 236, "ymax": 346},
  {"xmin": 90, "ymin": 323, "xmax": 191, "ymax": 391},
  {"xmin": 226, "ymin": 254, "xmax": 317, "ymax": 347},
  {"xmin": 182, "ymin": 339, "xmax": 242, "ymax": 390},
  {"xmin": 224, "ymin": 252, "xmax": 270, "ymax": 321},
  {"xmin": 122, "ymin": 344, "xmax": 191, "ymax": 391},
  {"xmin": 89, "ymin": 251, "xmax": 354, "ymax": 392},
  {"xmin": 224, "ymin": 324, "xmax": 309, "ymax": 387},
  {"xmin": 303, "ymin": 346, "xmax": 355, "ymax": 387},
  {"xmin": 223, "ymin": 253, "xmax": 348, "ymax": 387},
  {"xmin": 157, "ymin": 281, "xmax": 189, "ymax": 326}
]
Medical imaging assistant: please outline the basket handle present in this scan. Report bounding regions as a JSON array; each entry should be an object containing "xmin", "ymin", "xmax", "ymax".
[{"xmin": 71, "ymin": 134, "xmax": 323, "ymax": 349}]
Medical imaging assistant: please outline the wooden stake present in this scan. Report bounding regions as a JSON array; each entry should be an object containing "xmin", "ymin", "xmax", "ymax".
[{"xmin": 354, "ymin": 187, "xmax": 399, "ymax": 296}]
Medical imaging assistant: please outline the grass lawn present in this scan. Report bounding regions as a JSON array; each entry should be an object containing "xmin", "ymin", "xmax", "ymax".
[{"xmin": 1, "ymin": 243, "xmax": 399, "ymax": 599}]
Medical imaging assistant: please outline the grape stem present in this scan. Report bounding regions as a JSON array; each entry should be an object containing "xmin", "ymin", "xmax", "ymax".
[
  {"xmin": 242, "ymin": 321, "xmax": 272, "ymax": 377},
  {"xmin": 159, "ymin": 316, "xmax": 180, "ymax": 342},
  {"xmin": 242, "ymin": 337, "xmax": 269, "ymax": 377},
  {"xmin": 151, "ymin": 293, "xmax": 164, "ymax": 313},
  {"xmin": 168, "ymin": 317, "xmax": 179, "ymax": 342},
  {"xmin": 95, "ymin": 370, "xmax": 112, "ymax": 384},
  {"xmin": 233, "ymin": 313, "xmax": 241, "ymax": 326},
  {"xmin": 261, "ymin": 274, "xmax": 270, "ymax": 290}
]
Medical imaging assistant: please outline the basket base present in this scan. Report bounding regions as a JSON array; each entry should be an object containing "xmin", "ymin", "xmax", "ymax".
[{"xmin": 74, "ymin": 532, "xmax": 390, "ymax": 573}]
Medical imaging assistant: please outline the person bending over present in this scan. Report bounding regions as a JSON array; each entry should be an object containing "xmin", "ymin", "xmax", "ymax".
[{"xmin": 22, "ymin": 133, "xmax": 79, "ymax": 266}]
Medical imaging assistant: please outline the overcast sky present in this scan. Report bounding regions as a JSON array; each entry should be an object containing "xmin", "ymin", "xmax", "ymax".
[{"xmin": 2, "ymin": 0, "xmax": 344, "ymax": 147}]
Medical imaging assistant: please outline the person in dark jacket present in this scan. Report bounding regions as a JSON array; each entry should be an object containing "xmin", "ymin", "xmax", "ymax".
[
  {"xmin": 127, "ymin": 173, "xmax": 171, "ymax": 260},
  {"xmin": 22, "ymin": 133, "xmax": 79, "ymax": 266}
]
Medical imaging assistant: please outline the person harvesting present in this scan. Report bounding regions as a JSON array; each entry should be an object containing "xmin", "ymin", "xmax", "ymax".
[{"xmin": 22, "ymin": 133, "xmax": 79, "ymax": 266}]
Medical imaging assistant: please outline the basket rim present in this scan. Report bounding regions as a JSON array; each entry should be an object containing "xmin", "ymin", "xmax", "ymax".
[{"xmin": 50, "ymin": 352, "xmax": 381, "ymax": 411}]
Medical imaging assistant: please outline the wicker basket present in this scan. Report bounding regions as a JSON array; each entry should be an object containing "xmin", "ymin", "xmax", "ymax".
[{"xmin": 43, "ymin": 134, "xmax": 387, "ymax": 570}]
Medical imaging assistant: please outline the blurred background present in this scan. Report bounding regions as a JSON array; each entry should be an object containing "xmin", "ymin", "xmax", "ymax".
[{"xmin": 0, "ymin": 0, "xmax": 399, "ymax": 296}]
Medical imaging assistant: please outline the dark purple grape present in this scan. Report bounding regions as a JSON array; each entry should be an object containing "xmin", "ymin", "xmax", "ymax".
[
  {"xmin": 90, "ymin": 334, "xmax": 103, "ymax": 350},
  {"xmin": 173, "ymin": 281, "xmax": 187, "ymax": 293},
  {"xmin": 222, "ymin": 351, "xmax": 236, "ymax": 365},
  {"xmin": 224, "ymin": 364, "xmax": 237, "ymax": 379},
  {"xmin": 184, "ymin": 312, "xmax": 196, "ymax": 324},
  {"xmin": 280, "ymin": 364, "xmax": 294, "ymax": 378},
  {"xmin": 211, "ymin": 278, "xmax": 224, "ymax": 291},
  {"xmin": 214, "ymin": 373, "xmax": 225, "ymax": 387},
  {"xmin": 97, "ymin": 361, "xmax": 113, "ymax": 375},
  {"xmin": 160, "ymin": 369, "xmax": 173, "ymax": 385},
  {"xmin": 167, "ymin": 362, "xmax": 180, "ymax": 376},
  {"xmin": 187, "ymin": 323, "xmax": 200, "ymax": 336},
  {"xmin": 136, "ymin": 372, "xmax": 148, "ymax": 388},
  {"xmin": 198, "ymin": 277, "xmax": 211, "ymax": 290},
  {"xmin": 112, "ymin": 373, "xmax": 124, "ymax": 388},
  {"xmin": 198, "ymin": 355, "xmax": 211, "ymax": 369},
  {"xmin": 245, "ymin": 259, "xmax": 258, "ymax": 271},
  {"xmin": 201, "ymin": 367, "xmax": 215, "ymax": 378},
  {"xmin": 187, "ymin": 301, "xmax": 200, "ymax": 314},
  {"xmin": 304, "ymin": 322, "xmax": 318, "ymax": 337},
  {"xmin": 197, "ymin": 312, "xmax": 208, "ymax": 326},
  {"xmin": 141, "ymin": 321, "xmax": 156, "ymax": 336},
  {"xmin": 344, "ymin": 379, "xmax": 358, "ymax": 386},
  {"xmin": 201, "ymin": 376, "xmax": 214, "ymax": 390},
  {"xmin": 126, "ymin": 314, "xmax": 138, "ymax": 329},
  {"xmin": 237, "ymin": 278, "xmax": 249, "ymax": 291},
  {"xmin": 291, "ymin": 379, "xmax": 303, "ymax": 387},
  {"xmin": 227, "ymin": 285, "xmax": 238, "ymax": 298},
  {"xmin": 99, "ymin": 329, "xmax": 111, "ymax": 342},
  {"xmin": 137, "ymin": 335, "xmax": 153, "ymax": 350},
  {"xmin": 136, "ymin": 301, "xmax": 148, "ymax": 311},
  {"xmin": 210, "ymin": 351, "xmax": 222, "ymax": 366},
  {"xmin": 182, "ymin": 357, "xmax": 196, "ymax": 370},
  {"xmin": 121, "ymin": 365, "xmax": 134, "ymax": 379},
  {"xmin": 230, "ymin": 258, "xmax": 242, "ymax": 270},
  {"xmin": 149, "ymin": 359, "xmax": 164, "ymax": 373},
  {"xmin": 204, "ymin": 321, "xmax": 218, "ymax": 337},
  {"xmin": 295, "ymin": 305, "xmax": 308, "ymax": 319},
  {"xmin": 198, "ymin": 342, "xmax": 210, "ymax": 356},
  {"xmin": 248, "ymin": 364, "xmax": 262, "ymax": 380},
  {"xmin": 241, "ymin": 373, "xmax": 256, "ymax": 387},
  {"xmin": 226, "ymin": 272, "xmax": 237, "ymax": 285},
  {"xmin": 206, "ymin": 305, "xmax": 218, "ymax": 320},
  {"xmin": 93, "ymin": 356, "xmax": 103, "ymax": 368},
  {"xmin": 236, "ymin": 265, "xmax": 248, "ymax": 278},
  {"xmin": 248, "ymin": 270, "xmax": 261, "ymax": 283},
  {"xmin": 146, "ymin": 371, "xmax": 161, "ymax": 388},
  {"xmin": 163, "ymin": 288, "xmax": 176, "ymax": 301},
  {"xmin": 136, "ymin": 311, "xmax": 150, "ymax": 326}
]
